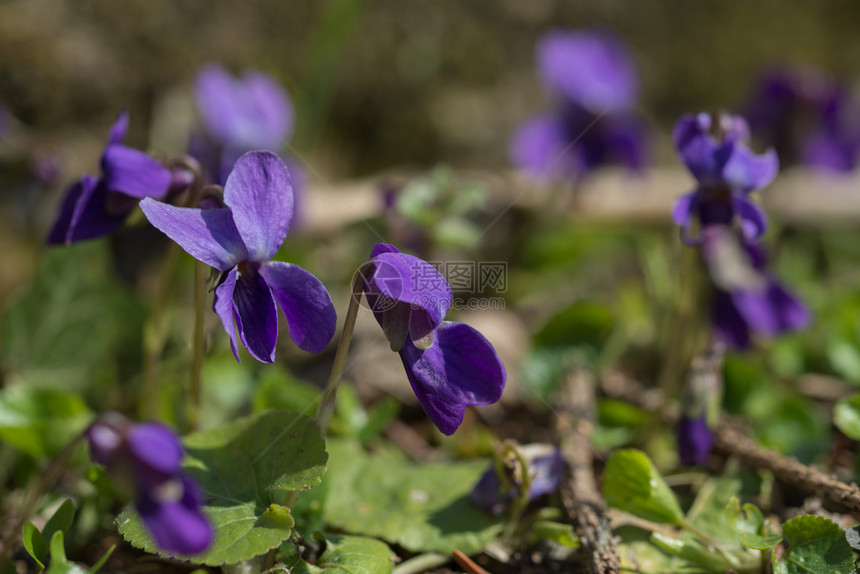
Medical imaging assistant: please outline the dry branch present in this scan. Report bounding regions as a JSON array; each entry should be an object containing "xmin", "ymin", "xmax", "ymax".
[{"xmin": 553, "ymin": 370, "xmax": 620, "ymax": 574}]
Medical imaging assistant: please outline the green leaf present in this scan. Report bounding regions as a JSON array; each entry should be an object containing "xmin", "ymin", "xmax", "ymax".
[
  {"xmin": 320, "ymin": 438, "xmax": 504, "ymax": 554},
  {"xmin": 0, "ymin": 387, "xmax": 92, "ymax": 457},
  {"xmin": 834, "ymin": 393, "xmax": 860, "ymax": 440},
  {"xmin": 22, "ymin": 522, "xmax": 46, "ymax": 568},
  {"xmin": 684, "ymin": 478, "xmax": 741, "ymax": 542},
  {"xmin": 293, "ymin": 533, "xmax": 395, "ymax": 574},
  {"xmin": 774, "ymin": 515, "xmax": 854, "ymax": 574},
  {"xmin": 650, "ymin": 533, "xmax": 743, "ymax": 571},
  {"xmin": 45, "ymin": 531, "xmax": 87, "ymax": 574},
  {"xmin": 118, "ymin": 410, "xmax": 328, "ymax": 566},
  {"xmin": 43, "ymin": 499, "xmax": 76, "ymax": 551},
  {"xmin": 528, "ymin": 520, "xmax": 581, "ymax": 549},
  {"xmin": 602, "ymin": 449, "xmax": 683, "ymax": 525},
  {"xmin": 724, "ymin": 497, "xmax": 782, "ymax": 550}
]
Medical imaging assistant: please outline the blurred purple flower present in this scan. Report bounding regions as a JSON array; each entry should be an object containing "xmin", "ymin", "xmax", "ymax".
[
  {"xmin": 672, "ymin": 112, "xmax": 778, "ymax": 243},
  {"xmin": 471, "ymin": 444, "xmax": 566, "ymax": 515},
  {"xmin": 700, "ymin": 225, "xmax": 809, "ymax": 349},
  {"xmin": 677, "ymin": 347, "xmax": 722, "ymax": 466},
  {"xmin": 745, "ymin": 67, "xmax": 860, "ymax": 172},
  {"xmin": 87, "ymin": 413, "xmax": 212, "ymax": 555},
  {"xmin": 361, "ymin": 243, "xmax": 506, "ymax": 434},
  {"xmin": 141, "ymin": 151, "xmax": 336, "ymax": 362},
  {"xmin": 511, "ymin": 30, "xmax": 647, "ymax": 182},
  {"xmin": 48, "ymin": 112, "xmax": 175, "ymax": 245}
]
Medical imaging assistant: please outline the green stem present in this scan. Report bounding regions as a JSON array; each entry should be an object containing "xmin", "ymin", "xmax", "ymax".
[
  {"xmin": 680, "ymin": 518, "xmax": 723, "ymax": 547},
  {"xmin": 188, "ymin": 259, "xmax": 206, "ymax": 431},
  {"xmin": 503, "ymin": 442, "xmax": 533, "ymax": 540},
  {"xmin": 392, "ymin": 553, "xmax": 449, "ymax": 574},
  {"xmin": 313, "ymin": 263, "xmax": 372, "ymax": 438}
]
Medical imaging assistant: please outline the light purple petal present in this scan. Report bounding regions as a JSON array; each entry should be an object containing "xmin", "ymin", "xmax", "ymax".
[
  {"xmin": 671, "ymin": 192, "xmax": 698, "ymax": 228},
  {"xmin": 722, "ymin": 147, "xmax": 779, "ymax": 193},
  {"xmin": 107, "ymin": 111, "xmax": 129, "ymax": 146},
  {"xmin": 86, "ymin": 422, "xmax": 123, "ymax": 467},
  {"xmin": 243, "ymin": 70, "xmax": 294, "ymax": 147},
  {"xmin": 537, "ymin": 30, "xmax": 637, "ymax": 113},
  {"xmin": 259, "ymin": 261, "xmax": 337, "ymax": 353},
  {"xmin": 140, "ymin": 199, "xmax": 247, "ymax": 271},
  {"xmin": 801, "ymin": 131, "xmax": 856, "ymax": 172},
  {"xmin": 48, "ymin": 176, "xmax": 127, "ymax": 245},
  {"xmin": 232, "ymin": 267, "xmax": 279, "ymax": 363},
  {"xmin": 223, "ymin": 151, "xmax": 293, "ymax": 262},
  {"xmin": 399, "ymin": 321, "xmax": 506, "ymax": 407},
  {"xmin": 195, "ymin": 64, "xmax": 246, "ymax": 145},
  {"xmin": 101, "ymin": 145, "xmax": 171, "ymax": 199},
  {"xmin": 213, "ymin": 268, "xmax": 241, "ymax": 361},
  {"xmin": 136, "ymin": 475, "xmax": 212, "ymax": 555},
  {"xmin": 731, "ymin": 289, "xmax": 779, "ymax": 336},
  {"xmin": 731, "ymin": 194, "xmax": 768, "ymax": 240},
  {"xmin": 127, "ymin": 423, "xmax": 184, "ymax": 487},
  {"xmin": 510, "ymin": 114, "xmax": 576, "ymax": 178}
]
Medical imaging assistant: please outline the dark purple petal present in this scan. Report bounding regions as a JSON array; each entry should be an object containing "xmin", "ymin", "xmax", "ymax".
[
  {"xmin": 767, "ymin": 281, "xmax": 811, "ymax": 332},
  {"xmin": 107, "ymin": 111, "xmax": 129, "ymax": 146},
  {"xmin": 603, "ymin": 115, "xmax": 648, "ymax": 171},
  {"xmin": 722, "ymin": 147, "xmax": 778, "ymax": 193},
  {"xmin": 243, "ymin": 70, "xmax": 294, "ymax": 147},
  {"xmin": 510, "ymin": 114, "xmax": 577, "ymax": 178},
  {"xmin": 677, "ymin": 415, "xmax": 715, "ymax": 466},
  {"xmin": 213, "ymin": 268, "xmax": 241, "ymax": 361},
  {"xmin": 470, "ymin": 466, "xmax": 508, "ymax": 515},
  {"xmin": 712, "ymin": 290, "xmax": 752, "ymax": 349},
  {"xmin": 407, "ymin": 381, "xmax": 466, "ymax": 436},
  {"xmin": 101, "ymin": 144, "xmax": 171, "ymax": 199},
  {"xmin": 48, "ymin": 176, "xmax": 128, "ymax": 245},
  {"xmin": 537, "ymin": 30, "xmax": 637, "ymax": 113},
  {"xmin": 370, "ymin": 242, "xmax": 401, "ymax": 258},
  {"xmin": 673, "ymin": 113, "xmax": 711, "ymax": 151},
  {"xmin": 140, "ymin": 199, "xmax": 247, "ymax": 271},
  {"xmin": 136, "ymin": 475, "xmax": 212, "ymax": 555},
  {"xmin": 223, "ymin": 151, "xmax": 293, "ymax": 262},
  {"xmin": 127, "ymin": 423, "xmax": 184, "ymax": 489},
  {"xmin": 399, "ymin": 321, "xmax": 506, "ymax": 408},
  {"xmin": 258, "ymin": 261, "xmax": 336, "ymax": 353},
  {"xmin": 232, "ymin": 266, "xmax": 279, "ymax": 363},
  {"xmin": 369, "ymin": 252, "xmax": 452, "ymax": 332},
  {"xmin": 731, "ymin": 194, "xmax": 768, "ymax": 240}
]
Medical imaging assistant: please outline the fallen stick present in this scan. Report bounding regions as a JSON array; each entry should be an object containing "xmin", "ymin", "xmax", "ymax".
[
  {"xmin": 553, "ymin": 370, "xmax": 620, "ymax": 574},
  {"xmin": 601, "ymin": 372, "xmax": 860, "ymax": 515}
]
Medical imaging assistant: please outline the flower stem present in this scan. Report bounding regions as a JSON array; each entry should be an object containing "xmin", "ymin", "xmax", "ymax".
[
  {"xmin": 188, "ymin": 259, "xmax": 206, "ymax": 431},
  {"xmin": 392, "ymin": 553, "xmax": 449, "ymax": 574},
  {"xmin": 314, "ymin": 262, "xmax": 372, "ymax": 438}
]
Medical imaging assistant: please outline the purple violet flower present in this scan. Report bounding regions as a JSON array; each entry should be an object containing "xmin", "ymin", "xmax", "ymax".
[
  {"xmin": 672, "ymin": 112, "xmax": 778, "ymax": 243},
  {"xmin": 192, "ymin": 64, "xmax": 298, "ymax": 185},
  {"xmin": 744, "ymin": 66, "xmax": 860, "ymax": 172},
  {"xmin": 87, "ymin": 413, "xmax": 212, "ymax": 555},
  {"xmin": 361, "ymin": 243, "xmax": 506, "ymax": 435},
  {"xmin": 677, "ymin": 348, "xmax": 722, "ymax": 466},
  {"xmin": 140, "ymin": 151, "xmax": 336, "ymax": 362},
  {"xmin": 48, "ymin": 111, "xmax": 175, "ymax": 245},
  {"xmin": 511, "ymin": 30, "xmax": 647, "ymax": 181},
  {"xmin": 700, "ymin": 225, "xmax": 810, "ymax": 349},
  {"xmin": 471, "ymin": 444, "xmax": 566, "ymax": 515}
]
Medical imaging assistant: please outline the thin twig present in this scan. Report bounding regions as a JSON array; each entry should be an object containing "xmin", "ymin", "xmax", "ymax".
[
  {"xmin": 553, "ymin": 370, "xmax": 620, "ymax": 574},
  {"xmin": 601, "ymin": 372, "xmax": 860, "ymax": 515}
]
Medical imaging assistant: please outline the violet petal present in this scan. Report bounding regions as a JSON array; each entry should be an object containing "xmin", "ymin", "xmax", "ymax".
[
  {"xmin": 223, "ymin": 151, "xmax": 293, "ymax": 262},
  {"xmin": 107, "ymin": 111, "xmax": 129, "ymax": 146},
  {"xmin": 136, "ymin": 476, "xmax": 212, "ymax": 555},
  {"xmin": 258, "ymin": 261, "xmax": 337, "ymax": 353},
  {"xmin": 232, "ymin": 266, "xmax": 279, "ymax": 363},
  {"xmin": 722, "ymin": 146, "xmax": 779, "ymax": 193},
  {"xmin": 140, "ymin": 199, "xmax": 247, "ymax": 271},
  {"xmin": 213, "ymin": 268, "xmax": 241, "ymax": 361},
  {"xmin": 101, "ymin": 144, "xmax": 172, "ymax": 199},
  {"xmin": 509, "ymin": 114, "xmax": 576, "ymax": 178},
  {"xmin": 243, "ymin": 70, "xmax": 294, "ymax": 147},
  {"xmin": 731, "ymin": 194, "xmax": 768, "ymax": 240},
  {"xmin": 677, "ymin": 415, "xmax": 715, "ymax": 466},
  {"xmin": 127, "ymin": 423, "xmax": 184, "ymax": 488}
]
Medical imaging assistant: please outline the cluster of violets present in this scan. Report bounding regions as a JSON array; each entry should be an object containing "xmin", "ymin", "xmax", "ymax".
[
  {"xmin": 671, "ymin": 112, "xmax": 810, "ymax": 465},
  {"xmin": 47, "ymin": 66, "xmax": 507, "ymax": 550},
  {"xmin": 41, "ymin": 29, "xmax": 841, "ymax": 555}
]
